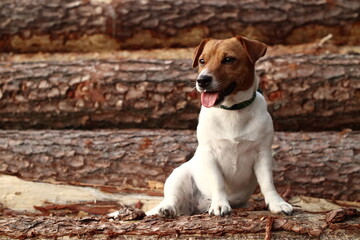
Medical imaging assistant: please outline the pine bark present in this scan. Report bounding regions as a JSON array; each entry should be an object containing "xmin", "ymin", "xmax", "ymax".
[
  {"xmin": 0, "ymin": 130, "xmax": 358, "ymax": 201},
  {"xmin": 0, "ymin": 208, "xmax": 359, "ymax": 239},
  {"xmin": 0, "ymin": 54, "xmax": 359, "ymax": 131},
  {"xmin": 0, "ymin": 0, "xmax": 359, "ymax": 52}
]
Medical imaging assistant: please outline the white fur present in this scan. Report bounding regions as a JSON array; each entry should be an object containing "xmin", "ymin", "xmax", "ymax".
[{"xmin": 146, "ymin": 75, "xmax": 293, "ymax": 217}]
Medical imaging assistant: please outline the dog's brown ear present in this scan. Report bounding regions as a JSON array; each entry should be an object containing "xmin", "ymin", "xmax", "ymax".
[
  {"xmin": 192, "ymin": 38, "xmax": 210, "ymax": 68},
  {"xmin": 236, "ymin": 35, "xmax": 267, "ymax": 64}
]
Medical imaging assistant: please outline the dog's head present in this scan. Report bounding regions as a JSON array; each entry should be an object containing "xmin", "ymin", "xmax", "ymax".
[{"xmin": 192, "ymin": 35, "xmax": 267, "ymax": 108}]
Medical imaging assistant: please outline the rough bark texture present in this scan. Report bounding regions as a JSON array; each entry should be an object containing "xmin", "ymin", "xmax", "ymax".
[
  {"xmin": 0, "ymin": 54, "xmax": 359, "ymax": 131},
  {"xmin": 0, "ymin": 208, "xmax": 359, "ymax": 240},
  {"xmin": 0, "ymin": 0, "xmax": 359, "ymax": 52},
  {"xmin": 0, "ymin": 43, "xmax": 359, "ymax": 63},
  {"xmin": 257, "ymin": 54, "xmax": 360, "ymax": 131},
  {"xmin": 0, "ymin": 130, "xmax": 358, "ymax": 201}
]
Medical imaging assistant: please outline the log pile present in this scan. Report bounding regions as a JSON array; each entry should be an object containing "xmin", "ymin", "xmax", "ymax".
[{"xmin": 0, "ymin": 0, "xmax": 359, "ymax": 239}]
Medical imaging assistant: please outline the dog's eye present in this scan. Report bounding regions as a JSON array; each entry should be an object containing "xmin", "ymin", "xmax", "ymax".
[
  {"xmin": 199, "ymin": 59, "xmax": 205, "ymax": 65},
  {"xmin": 222, "ymin": 57, "xmax": 236, "ymax": 64}
]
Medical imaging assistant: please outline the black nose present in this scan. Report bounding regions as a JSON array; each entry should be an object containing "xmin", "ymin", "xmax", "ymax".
[{"xmin": 197, "ymin": 75, "xmax": 212, "ymax": 88}]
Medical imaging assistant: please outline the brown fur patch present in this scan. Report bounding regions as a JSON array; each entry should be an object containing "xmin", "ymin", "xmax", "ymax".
[{"xmin": 193, "ymin": 36, "xmax": 267, "ymax": 93}]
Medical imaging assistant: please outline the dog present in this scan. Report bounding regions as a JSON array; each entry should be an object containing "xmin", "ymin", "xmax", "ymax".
[{"xmin": 146, "ymin": 35, "xmax": 293, "ymax": 217}]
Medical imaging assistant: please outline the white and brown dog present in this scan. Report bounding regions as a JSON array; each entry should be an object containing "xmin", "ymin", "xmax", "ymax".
[{"xmin": 146, "ymin": 36, "xmax": 293, "ymax": 217}]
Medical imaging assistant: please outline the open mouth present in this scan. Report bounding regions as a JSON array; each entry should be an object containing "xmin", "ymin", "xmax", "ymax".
[{"xmin": 200, "ymin": 82, "xmax": 237, "ymax": 108}]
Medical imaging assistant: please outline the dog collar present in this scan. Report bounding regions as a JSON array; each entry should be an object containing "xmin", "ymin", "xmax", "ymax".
[{"xmin": 218, "ymin": 89, "xmax": 263, "ymax": 110}]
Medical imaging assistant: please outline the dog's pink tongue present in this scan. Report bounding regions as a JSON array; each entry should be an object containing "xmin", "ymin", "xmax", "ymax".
[{"xmin": 201, "ymin": 92, "xmax": 219, "ymax": 108}]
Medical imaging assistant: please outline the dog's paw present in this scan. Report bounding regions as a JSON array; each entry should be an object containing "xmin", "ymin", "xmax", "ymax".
[
  {"xmin": 108, "ymin": 210, "xmax": 120, "ymax": 218},
  {"xmin": 146, "ymin": 201, "xmax": 179, "ymax": 218},
  {"xmin": 208, "ymin": 200, "xmax": 232, "ymax": 217},
  {"xmin": 158, "ymin": 204, "xmax": 178, "ymax": 218},
  {"xmin": 268, "ymin": 200, "xmax": 293, "ymax": 215}
]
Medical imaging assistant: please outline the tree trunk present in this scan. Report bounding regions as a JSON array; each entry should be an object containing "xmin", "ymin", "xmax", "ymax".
[
  {"xmin": 0, "ymin": 0, "xmax": 359, "ymax": 52},
  {"xmin": 0, "ymin": 207, "xmax": 359, "ymax": 239},
  {"xmin": 0, "ymin": 54, "xmax": 359, "ymax": 131},
  {"xmin": 0, "ymin": 130, "xmax": 358, "ymax": 201}
]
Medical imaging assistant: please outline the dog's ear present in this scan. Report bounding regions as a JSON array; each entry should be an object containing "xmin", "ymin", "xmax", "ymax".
[
  {"xmin": 192, "ymin": 38, "xmax": 210, "ymax": 68},
  {"xmin": 236, "ymin": 35, "xmax": 267, "ymax": 64}
]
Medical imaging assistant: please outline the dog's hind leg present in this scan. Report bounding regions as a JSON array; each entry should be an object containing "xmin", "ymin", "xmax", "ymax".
[{"xmin": 146, "ymin": 162, "xmax": 196, "ymax": 217}]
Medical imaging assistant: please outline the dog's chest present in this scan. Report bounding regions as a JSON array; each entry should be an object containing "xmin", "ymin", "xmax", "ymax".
[
  {"xmin": 197, "ymin": 107, "xmax": 266, "ymax": 185},
  {"xmin": 215, "ymin": 139, "xmax": 257, "ymax": 181},
  {"xmin": 198, "ymin": 106, "xmax": 265, "ymax": 143}
]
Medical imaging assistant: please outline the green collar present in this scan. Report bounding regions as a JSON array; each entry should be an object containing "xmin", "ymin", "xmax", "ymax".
[{"xmin": 219, "ymin": 89, "xmax": 262, "ymax": 110}]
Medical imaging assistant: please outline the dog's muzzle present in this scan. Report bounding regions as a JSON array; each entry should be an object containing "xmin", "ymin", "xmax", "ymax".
[{"xmin": 197, "ymin": 75, "xmax": 212, "ymax": 89}]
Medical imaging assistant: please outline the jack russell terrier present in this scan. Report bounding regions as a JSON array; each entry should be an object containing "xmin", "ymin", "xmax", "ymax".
[{"xmin": 146, "ymin": 35, "xmax": 293, "ymax": 217}]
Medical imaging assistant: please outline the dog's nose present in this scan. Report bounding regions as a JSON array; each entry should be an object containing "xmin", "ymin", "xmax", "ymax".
[{"xmin": 197, "ymin": 75, "xmax": 212, "ymax": 88}]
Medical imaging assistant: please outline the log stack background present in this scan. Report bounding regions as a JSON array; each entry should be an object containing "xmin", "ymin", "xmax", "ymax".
[{"xmin": 0, "ymin": 0, "xmax": 359, "ymax": 239}]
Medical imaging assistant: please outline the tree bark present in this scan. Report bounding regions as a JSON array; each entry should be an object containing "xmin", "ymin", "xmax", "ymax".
[
  {"xmin": 257, "ymin": 54, "xmax": 360, "ymax": 131},
  {"xmin": 0, "ymin": 0, "xmax": 359, "ymax": 52},
  {"xmin": 0, "ymin": 54, "xmax": 359, "ymax": 131},
  {"xmin": 0, "ymin": 130, "xmax": 358, "ymax": 201},
  {"xmin": 0, "ymin": 207, "xmax": 359, "ymax": 239}
]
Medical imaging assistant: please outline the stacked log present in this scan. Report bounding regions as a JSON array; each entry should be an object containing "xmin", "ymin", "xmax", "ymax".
[
  {"xmin": 1, "ymin": 208, "xmax": 359, "ymax": 239},
  {"xmin": 0, "ymin": 54, "xmax": 359, "ymax": 131},
  {"xmin": 0, "ymin": 0, "xmax": 359, "ymax": 52},
  {"xmin": 0, "ymin": 130, "xmax": 358, "ymax": 201}
]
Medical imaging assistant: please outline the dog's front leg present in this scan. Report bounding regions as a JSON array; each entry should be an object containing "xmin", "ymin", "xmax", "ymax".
[
  {"xmin": 254, "ymin": 149, "xmax": 293, "ymax": 215},
  {"xmin": 193, "ymin": 148, "xmax": 231, "ymax": 216}
]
